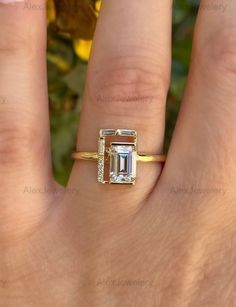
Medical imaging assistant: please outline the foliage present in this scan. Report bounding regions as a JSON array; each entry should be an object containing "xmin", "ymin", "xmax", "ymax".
[{"xmin": 47, "ymin": 0, "xmax": 199, "ymax": 185}]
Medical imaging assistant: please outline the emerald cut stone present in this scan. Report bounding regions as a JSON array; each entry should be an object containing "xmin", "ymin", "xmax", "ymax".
[{"xmin": 109, "ymin": 143, "xmax": 136, "ymax": 184}]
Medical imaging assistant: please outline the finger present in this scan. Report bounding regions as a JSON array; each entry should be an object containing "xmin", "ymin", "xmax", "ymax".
[
  {"xmin": 69, "ymin": 0, "xmax": 173, "ymax": 208},
  {"xmin": 161, "ymin": 0, "xmax": 236, "ymax": 195},
  {"xmin": 0, "ymin": 1, "xmax": 53, "ymax": 237}
]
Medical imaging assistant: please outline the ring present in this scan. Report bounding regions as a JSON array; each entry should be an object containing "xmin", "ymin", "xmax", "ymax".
[{"xmin": 72, "ymin": 129, "xmax": 166, "ymax": 185}]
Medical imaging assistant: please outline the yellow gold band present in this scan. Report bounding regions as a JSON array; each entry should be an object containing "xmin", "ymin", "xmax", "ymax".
[{"xmin": 72, "ymin": 152, "xmax": 166, "ymax": 163}]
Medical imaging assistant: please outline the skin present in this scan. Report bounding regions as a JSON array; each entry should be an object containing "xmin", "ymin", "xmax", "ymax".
[{"xmin": 0, "ymin": 0, "xmax": 236, "ymax": 306}]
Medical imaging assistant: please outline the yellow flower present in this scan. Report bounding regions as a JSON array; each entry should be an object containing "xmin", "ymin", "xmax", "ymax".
[
  {"xmin": 73, "ymin": 1, "xmax": 102, "ymax": 61},
  {"xmin": 47, "ymin": 0, "xmax": 56, "ymax": 24},
  {"xmin": 74, "ymin": 39, "xmax": 92, "ymax": 62},
  {"xmin": 95, "ymin": 0, "xmax": 102, "ymax": 14}
]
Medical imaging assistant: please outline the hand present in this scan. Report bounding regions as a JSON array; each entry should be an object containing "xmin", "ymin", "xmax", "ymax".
[{"xmin": 0, "ymin": 0, "xmax": 235, "ymax": 306}]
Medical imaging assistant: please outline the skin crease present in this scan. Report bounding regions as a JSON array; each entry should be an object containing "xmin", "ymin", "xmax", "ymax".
[{"xmin": 0, "ymin": 0, "xmax": 236, "ymax": 306}]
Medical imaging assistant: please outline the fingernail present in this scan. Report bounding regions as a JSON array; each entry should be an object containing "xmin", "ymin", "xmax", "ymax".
[{"xmin": 0, "ymin": 0, "xmax": 24, "ymax": 4}]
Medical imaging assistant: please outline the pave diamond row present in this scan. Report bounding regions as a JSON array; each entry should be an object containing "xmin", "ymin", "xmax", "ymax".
[
  {"xmin": 98, "ymin": 138, "xmax": 105, "ymax": 183},
  {"xmin": 98, "ymin": 158, "xmax": 104, "ymax": 182}
]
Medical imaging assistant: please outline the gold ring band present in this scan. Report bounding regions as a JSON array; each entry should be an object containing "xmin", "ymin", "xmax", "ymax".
[{"xmin": 72, "ymin": 152, "xmax": 166, "ymax": 163}]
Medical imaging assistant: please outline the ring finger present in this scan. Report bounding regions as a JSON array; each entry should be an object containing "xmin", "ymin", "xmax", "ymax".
[{"xmin": 69, "ymin": 0, "xmax": 173, "ymax": 211}]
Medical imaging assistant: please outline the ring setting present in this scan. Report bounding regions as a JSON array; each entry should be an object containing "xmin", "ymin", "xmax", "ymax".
[{"xmin": 72, "ymin": 129, "xmax": 166, "ymax": 185}]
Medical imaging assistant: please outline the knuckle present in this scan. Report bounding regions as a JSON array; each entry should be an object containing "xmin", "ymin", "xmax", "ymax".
[
  {"xmin": 0, "ymin": 27, "xmax": 39, "ymax": 59},
  {"xmin": 0, "ymin": 117, "xmax": 44, "ymax": 167},
  {"xmin": 87, "ymin": 56, "xmax": 169, "ymax": 119},
  {"xmin": 195, "ymin": 27, "xmax": 236, "ymax": 76}
]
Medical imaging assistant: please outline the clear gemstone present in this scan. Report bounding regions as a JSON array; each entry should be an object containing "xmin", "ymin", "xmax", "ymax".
[
  {"xmin": 109, "ymin": 143, "xmax": 136, "ymax": 184},
  {"xmin": 117, "ymin": 129, "xmax": 137, "ymax": 137},
  {"xmin": 100, "ymin": 129, "xmax": 116, "ymax": 137},
  {"xmin": 119, "ymin": 153, "xmax": 128, "ymax": 173}
]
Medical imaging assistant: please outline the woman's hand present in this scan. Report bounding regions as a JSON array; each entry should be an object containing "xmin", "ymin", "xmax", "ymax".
[{"xmin": 0, "ymin": 0, "xmax": 235, "ymax": 306}]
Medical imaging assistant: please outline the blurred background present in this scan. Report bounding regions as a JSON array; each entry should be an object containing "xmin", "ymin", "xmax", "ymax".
[{"xmin": 47, "ymin": 0, "xmax": 199, "ymax": 185}]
